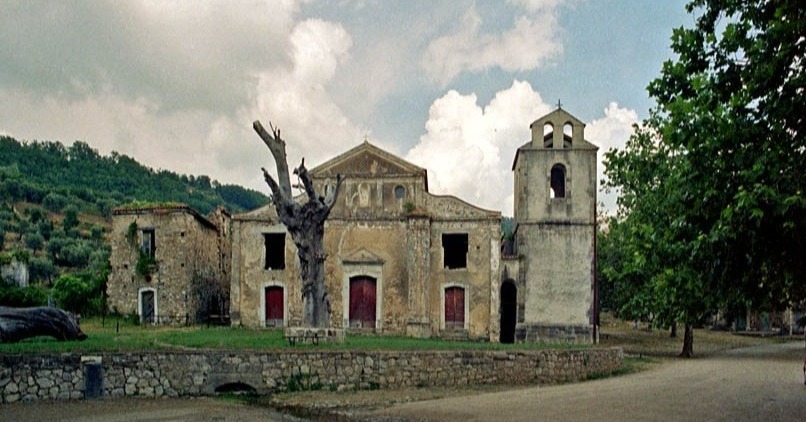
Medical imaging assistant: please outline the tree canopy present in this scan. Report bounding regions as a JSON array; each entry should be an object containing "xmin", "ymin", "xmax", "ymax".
[{"xmin": 601, "ymin": 0, "xmax": 804, "ymax": 356}]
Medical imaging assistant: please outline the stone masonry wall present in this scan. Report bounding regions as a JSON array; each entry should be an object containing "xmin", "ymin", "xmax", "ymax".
[{"xmin": 0, "ymin": 348, "xmax": 622, "ymax": 403}]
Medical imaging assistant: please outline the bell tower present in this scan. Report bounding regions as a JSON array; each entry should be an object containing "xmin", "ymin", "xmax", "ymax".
[{"xmin": 512, "ymin": 107, "xmax": 598, "ymax": 343}]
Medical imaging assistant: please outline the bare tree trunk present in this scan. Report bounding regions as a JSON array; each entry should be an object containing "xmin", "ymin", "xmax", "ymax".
[
  {"xmin": 680, "ymin": 323, "xmax": 694, "ymax": 358},
  {"xmin": 0, "ymin": 306, "xmax": 87, "ymax": 343},
  {"xmin": 253, "ymin": 121, "xmax": 343, "ymax": 328},
  {"xmin": 670, "ymin": 321, "xmax": 677, "ymax": 338}
]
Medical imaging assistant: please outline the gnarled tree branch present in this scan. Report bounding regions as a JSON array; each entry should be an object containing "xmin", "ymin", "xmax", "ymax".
[{"xmin": 253, "ymin": 120, "xmax": 292, "ymax": 199}]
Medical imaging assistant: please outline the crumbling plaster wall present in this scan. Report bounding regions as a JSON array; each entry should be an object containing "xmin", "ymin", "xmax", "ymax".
[{"xmin": 107, "ymin": 209, "xmax": 221, "ymax": 324}]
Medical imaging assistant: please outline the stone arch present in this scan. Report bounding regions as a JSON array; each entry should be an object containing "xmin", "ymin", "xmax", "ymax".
[
  {"xmin": 499, "ymin": 280, "xmax": 517, "ymax": 343},
  {"xmin": 214, "ymin": 381, "xmax": 258, "ymax": 395},
  {"xmin": 543, "ymin": 123, "xmax": 554, "ymax": 147},
  {"xmin": 563, "ymin": 122, "xmax": 573, "ymax": 148}
]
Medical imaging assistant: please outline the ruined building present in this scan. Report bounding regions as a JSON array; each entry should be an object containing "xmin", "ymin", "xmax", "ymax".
[
  {"xmin": 230, "ymin": 141, "xmax": 501, "ymax": 340},
  {"xmin": 107, "ymin": 108, "xmax": 598, "ymax": 343},
  {"xmin": 107, "ymin": 205, "xmax": 230, "ymax": 324}
]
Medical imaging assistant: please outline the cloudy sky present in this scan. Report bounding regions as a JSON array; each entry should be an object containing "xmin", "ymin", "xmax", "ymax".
[{"xmin": 0, "ymin": 0, "xmax": 691, "ymax": 215}]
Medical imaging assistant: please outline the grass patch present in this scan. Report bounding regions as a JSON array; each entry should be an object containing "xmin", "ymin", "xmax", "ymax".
[
  {"xmin": 599, "ymin": 321, "xmax": 786, "ymax": 358},
  {"xmin": 0, "ymin": 317, "xmax": 591, "ymax": 354}
]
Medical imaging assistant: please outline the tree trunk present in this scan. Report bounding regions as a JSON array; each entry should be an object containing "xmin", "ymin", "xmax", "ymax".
[
  {"xmin": 680, "ymin": 323, "xmax": 694, "ymax": 358},
  {"xmin": 0, "ymin": 306, "xmax": 87, "ymax": 343},
  {"xmin": 253, "ymin": 121, "xmax": 343, "ymax": 328},
  {"xmin": 670, "ymin": 321, "xmax": 677, "ymax": 338}
]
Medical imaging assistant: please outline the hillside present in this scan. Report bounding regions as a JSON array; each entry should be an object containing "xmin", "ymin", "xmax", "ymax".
[
  {"xmin": 0, "ymin": 136, "xmax": 268, "ymax": 216},
  {"xmin": 0, "ymin": 136, "xmax": 268, "ymax": 312}
]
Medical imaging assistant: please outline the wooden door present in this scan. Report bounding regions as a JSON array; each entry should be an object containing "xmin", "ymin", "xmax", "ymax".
[
  {"xmin": 349, "ymin": 277, "xmax": 376, "ymax": 328},
  {"xmin": 445, "ymin": 286, "xmax": 465, "ymax": 329},
  {"xmin": 141, "ymin": 290, "xmax": 155, "ymax": 324},
  {"xmin": 264, "ymin": 286, "xmax": 283, "ymax": 327}
]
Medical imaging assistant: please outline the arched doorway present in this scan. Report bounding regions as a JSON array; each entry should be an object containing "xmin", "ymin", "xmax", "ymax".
[
  {"xmin": 444, "ymin": 286, "xmax": 466, "ymax": 330},
  {"xmin": 500, "ymin": 281, "xmax": 517, "ymax": 343},
  {"xmin": 349, "ymin": 276, "xmax": 377, "ymax": 328},
  {"xmin": 264, "ymin": 285, "xmax": 284, "ymax": 327}
]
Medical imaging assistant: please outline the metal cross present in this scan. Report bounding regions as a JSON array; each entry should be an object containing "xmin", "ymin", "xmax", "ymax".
[{"xmin": 557, "ymin": 99, "xmax": 563, "ymax": 109}]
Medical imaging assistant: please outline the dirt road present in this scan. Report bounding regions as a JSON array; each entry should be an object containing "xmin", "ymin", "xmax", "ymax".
[{"xmin": 370, "ymin": 341, "xmax": 806, "ymax": 422}]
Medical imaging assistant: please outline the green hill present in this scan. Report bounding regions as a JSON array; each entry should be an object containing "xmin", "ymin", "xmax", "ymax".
[
  {"xmin": 0, "ymin": 136, "xmax": 268, "ymax": 313},
  {"xmin": 0, "ymin": 136, "xmax": 268, "ymax": 216}
]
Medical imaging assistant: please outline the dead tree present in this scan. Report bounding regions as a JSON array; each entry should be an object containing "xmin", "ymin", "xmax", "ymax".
[
  {"xmin": 0, "ymin": 306, "xmax": 87, "ymax": 343},
  {"xmin": 253, "ymin": 121, "xmax": 343, "ymax": 328}
]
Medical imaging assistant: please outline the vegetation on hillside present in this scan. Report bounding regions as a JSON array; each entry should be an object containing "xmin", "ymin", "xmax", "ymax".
[{"xmin": 0, "ymin": 136, "xmax": 268, "ymax": 316}]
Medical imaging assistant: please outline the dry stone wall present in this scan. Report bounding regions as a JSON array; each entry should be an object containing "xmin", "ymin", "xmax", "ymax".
[{"xmin": 0, "ymin": 348, "xmax": 622, "ymax": 403}]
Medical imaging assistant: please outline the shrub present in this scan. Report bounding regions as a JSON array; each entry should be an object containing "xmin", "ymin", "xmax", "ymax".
[
  {"xmin": 42, "ymin": 192, "xmax": 68, "ymax": 212},
  {"xmin": 62, "ymin": 205, "xmax": 79, "ymax": 231},
  {"xmin": 52, "ymin": 274, "xmax": 92, "ymax": 314},
  {"xmin": 28, "ymin": 256, "xmax": 57, "ymax": 283},
  {"xmin": 24, "ymin": 231, "xmax": 45, "ymax": 251},
  {"xmin": 0, "ymin": 283, "xmax": 48, "ymax": 307}
]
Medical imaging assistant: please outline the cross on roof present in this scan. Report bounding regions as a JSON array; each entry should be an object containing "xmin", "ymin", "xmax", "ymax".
[{"xmin": 556, "ymin": 99, "xmax": 563, "ymax": 109}]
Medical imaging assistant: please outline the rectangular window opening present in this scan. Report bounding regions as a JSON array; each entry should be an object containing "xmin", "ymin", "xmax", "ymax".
[
  {"xmin": 141, "ymin": 229, "xmax": 156, "ymax": 258},
  {"xmin": 264, "ymin": 233, "xmax": 286, "ymax": 270},
  {"xmin": 442, "ymin": 233, "xmax": 468, "ymax": 269}
]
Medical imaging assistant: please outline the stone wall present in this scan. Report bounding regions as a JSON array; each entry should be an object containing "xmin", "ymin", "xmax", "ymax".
[
  {"xmin": 107, "ymin": 206, "xmax": 226, "ymax": 324},
  {"xmin": 0, "ymin": 347, "xmax": 622, "ymax": 403}
]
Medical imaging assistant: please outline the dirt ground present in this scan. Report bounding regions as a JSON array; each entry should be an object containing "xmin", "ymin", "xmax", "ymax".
[{"xmin": 2, "ymin": 340, "xmax": 803, "ymax": 422}]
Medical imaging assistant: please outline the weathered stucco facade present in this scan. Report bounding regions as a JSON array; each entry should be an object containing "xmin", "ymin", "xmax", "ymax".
[
  {"xmin": 506, "ymin": 108, "xmax": 598, "ymax": 343},
  {"xmin": 107, "ymin": 205, "xmax": 230, "ymax": 325},
  {"xmin": 230, "ymin": 142, "xmax": 501, "ymax": 340},
  {"xmin": 105, "ymin": 108, "xmax": 598, "ymax": 343}
]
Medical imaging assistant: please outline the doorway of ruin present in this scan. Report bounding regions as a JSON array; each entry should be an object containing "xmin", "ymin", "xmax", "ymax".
[{"xmin": 500, "ymin": 281, "xmax": 517, "ymax": 343}]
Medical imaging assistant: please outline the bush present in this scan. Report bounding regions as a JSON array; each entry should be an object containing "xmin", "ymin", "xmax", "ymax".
[
  {"xmin": 28, "ymin": 256, "xmax": 57, "ymax": 283},
  {"xmin": 24, "ymin": 231, "xmax": 45, "ymax": 251},
  {"xmin": 52, "ymin": 274, "xmax": 92, "ymax": 314},
  {"xmin": 42, "ymin": 192, "xmax": 68, "ymax": 212},
  {"xmin": 0, "ymin": 283, "xmax": 48, "ymax": 307},
  {"xmin": 62, "ymin": 205, "xmax": 79, "ymax": 231}
]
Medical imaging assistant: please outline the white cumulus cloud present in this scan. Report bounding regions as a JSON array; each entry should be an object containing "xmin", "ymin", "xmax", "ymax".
[
  {"xmin": 586, "ymin": 102, "xmax": 639, "ymax": 213},
  {"xmin": 422, "ymin": 3, "xmax": 565, "ymax": 85},
  {"xmin": 406, "ymin": 80, "xmax": 551, "ymax": 215},
  {"xmin": 407, "ymin": 85, "xmax": 636, "ymax": 216}
]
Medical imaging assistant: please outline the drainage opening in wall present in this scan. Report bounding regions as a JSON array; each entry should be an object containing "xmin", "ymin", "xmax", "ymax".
[{"xmin": 214, "ymin": 382, "xmax": 258, "ymax": 396}]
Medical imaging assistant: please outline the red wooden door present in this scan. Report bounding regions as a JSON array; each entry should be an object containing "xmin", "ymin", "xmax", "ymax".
[
  {"xmin": 349, "ymin": 277, "xmax": 376, "ymax": 327},
  {"xmin": 264, "ymin": 286, "xmax": 283, "ymax": 326},
  {"xmin": 445, "ymin": 287, "xmax": 465, "ymax": 329}
]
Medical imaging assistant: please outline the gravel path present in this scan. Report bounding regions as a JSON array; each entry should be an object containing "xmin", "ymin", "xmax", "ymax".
[{"xmin": 369, "ymin": 341, "xmax": 806, "ymax": 422}]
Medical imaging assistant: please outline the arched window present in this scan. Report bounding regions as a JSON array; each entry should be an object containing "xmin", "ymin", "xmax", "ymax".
[
  {"xmin": 543, "ymin": 123, "xmax": 554, "ymax": 147},
  {"xmin": 394, "ymin": 185, "xmax": 405, "ymax": 199},
  {"xmin": 550, "ymin": 164, "xmax": 566, "ymax": 198},
  {"xmin": 563, "ymin": 122, "xmax": 573, "ymax": 148}
]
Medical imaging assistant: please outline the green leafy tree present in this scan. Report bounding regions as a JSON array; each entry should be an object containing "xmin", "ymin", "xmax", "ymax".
[
  {"xmin": 52, "ymin": 274, "xmax": 92, "ymax": 314},
  {"xmin": 24, "ymin": 231, "xmax": 44, "ymax": 251},
  {"xmin": 28, "ymin": 255, "xmax": 57, "ymax": 283},
  {"xmin": 62, "ymin": 205, "xmax": 79, "ymax": 231},
  {"xmin": 603, "ymin": 0, "xmax": 805, "ymax": 357}
]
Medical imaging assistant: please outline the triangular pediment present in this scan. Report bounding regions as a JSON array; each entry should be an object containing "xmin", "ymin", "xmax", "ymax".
[
  {"xmin": 341, "ymin": 247, "xmax": 385, "ymax": 265},
  {"xmin": 311, "ymin": 141, "xmax": 426, "ymax": 178}
]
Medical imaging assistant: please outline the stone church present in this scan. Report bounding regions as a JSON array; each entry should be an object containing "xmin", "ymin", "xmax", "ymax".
[{"xmin": 106, "ymin": 107, "xmax": 598, "ymax": 343}]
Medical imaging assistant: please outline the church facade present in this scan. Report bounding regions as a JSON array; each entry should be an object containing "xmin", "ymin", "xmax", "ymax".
[{"xmin": 106, "ymin": 108, "xmax": 598, "ymax": 343}]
